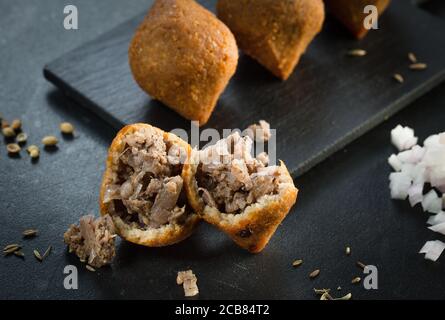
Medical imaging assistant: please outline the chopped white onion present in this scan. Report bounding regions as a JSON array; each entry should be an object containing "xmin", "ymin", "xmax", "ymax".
[
  {"xmin": 422, "ymin": 190, "xmax": 442, "ymax": 214},
  {"xmin": 408, "ymin": 184, "xmax": 423, "ymax": 207},
  {"xmin": 427, "ymin": 211, "xmax": 445, "ymax": 226},
  {"xmin": 388, "ymin": 154, "xmax": 402, "ymax": 172},
  {"xmin": 428, "ymin": 222, "xmax": 445, "ymax": 235},
  {"xmin": 389, "ymin": 172, "xmax": 412, "ymax": 200},
  {"xmin": 391, "ymin": 125, "xmax": 418, "ymax": 151},
  {"xmin": 419, "ymin": 240, "xmax": 445, "ymax": 261}
]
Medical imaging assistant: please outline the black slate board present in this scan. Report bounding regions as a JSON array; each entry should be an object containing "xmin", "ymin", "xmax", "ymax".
[{"xmin": 44, "ymin": 0, "xmax": 445, "ymax": 177}]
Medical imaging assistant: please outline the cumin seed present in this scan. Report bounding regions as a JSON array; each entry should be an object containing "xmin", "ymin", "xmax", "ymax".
[
  {"xmin": 393, "ymin": 73, "xmax": 404, "ymax": 83},
  {"xmin": 23, "ymin": 229, "xmax": 38, "ymax": 237},
  {"xmin": 347, "ymin": 49, "xmax": 367, "ymax": 57},
  {"xmin": 292, "ymin": 259, "xmax": 303, "ymax": 267},
  {"xmin": 309, "ymin": 269, "xmax": 320, "ymax": 279},
  {"xmin": 33, "ymin": 249, "xmax": 42, "ymax": 261}
]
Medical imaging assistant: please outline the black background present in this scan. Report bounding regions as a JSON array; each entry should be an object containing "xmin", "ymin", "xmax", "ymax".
[{"xmin": 1, "ymin": 0, "xmax": 445, "ymax": 299}]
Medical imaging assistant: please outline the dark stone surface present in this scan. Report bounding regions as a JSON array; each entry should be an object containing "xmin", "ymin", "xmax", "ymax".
[{"xmin": 0, "ymin": 0, "xmax": 444, "ymax": 299}]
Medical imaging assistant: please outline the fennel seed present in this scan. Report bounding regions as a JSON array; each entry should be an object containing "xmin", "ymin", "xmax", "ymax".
[
  {"xmin": 33, "ymin": 249, "xmax": 43, "ymax": 261},
  {"xmin": 11, "ymin": 119, "xmax": 21, "ymax": 131},
  {"xmin": 7, "ymin": 143, "xmax": 21, "ymax": 154},
  {"xmin": 14, "ymin": 251, "xmax": 25, "ymax": 258},
  {"xmin": 393, "ymin": 73, "xmax": 404, "ymax": 83},
  {"xmin": 292, "ymin": 259, "xmax": 303, "ymax": 267},
  {"xmin": 347, "ymin": 49, "xmax": 367, "ymax": 57},
  {"xmin": 409, "ymin": 63, "xmax": 427, "ymax": 70},
  {"xmin": 2, "ymin": 127, "xmax": 15, "ymax": 138},
  {"xmin": 60, "ymin": 122, "xmax": 74, "ymax": 135},
  {"xmin": 408, "ymin": 52, "xmax": 417, "ymax": 64},
  {"xmin": 3, "ymin": 244, "xmax": 21, "ymax": 255},
  {"xmin": 351, "ymin": 277, "xmax": 361, "ymax": 284},
  {"xmin": 309, "ymin": 269, "xmax": 320, "ymax": 279},
  {"xmin": 42, "ymin": 135, "xmax": 58, "ymax": 147},
  {"xmin": 86, "ymin": 265, "xmax": 96, "ymax": 272},
  {"xmin": 42, "ymin": 246, "xmax": 52, "ymax": 259},
  {"xmin": 23, "ymin": 229, "xmax": 38, "ymax": 237}
]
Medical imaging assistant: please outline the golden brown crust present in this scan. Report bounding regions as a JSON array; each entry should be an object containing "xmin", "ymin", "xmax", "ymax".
[
  {"xmin": 183, "ymin": 158, "xmax": 298, "ymax": 253},
  {"xmin": 129, "ymin": 0, "xmax": 239, "ymax": 125},
  {"xmin": 217, "ymin": 0, "xmax": 324, "ymax": 80},
  {"xmin": 99, "ymin": 123, "xmax": 200, "ymax": 247},
  {"xmin": 325, "ymin": 0, "xmax": 391, "ymax": 39}
]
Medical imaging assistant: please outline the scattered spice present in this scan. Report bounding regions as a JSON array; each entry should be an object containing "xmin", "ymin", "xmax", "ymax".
[
  {"xmin": 409, "ymin": 63, "xmax": 427, "ymax": 70},
  {"xmin": 27, "ymin": 145, "xmax": 40, "ymax": 159},
  {"xmin": 351, "ymin": 276, "xmax": 361, "ymax": 284},
  {"xmin": 3, "ymin": 244, "xmax": 21, "ymax": 255},
  {"xmin": 42, "ymin": 246, "xmax": 52, "ymax": 259},
  {"xmin": 33, "ymin": 249, "xmax": 42, "ymax": 261},
  {"xmin": 16, "ymin": 132, "xmax": 27, "ymax": 144},
  {"xmin": 42, "ymin": 135, "xmax": 58, "ymax": 147},
  {"xmin": 335, "ymin": 293, "xmax": 352, "ymax": 300},
  {"xmin": 345, "ymin": 246, "xmax": 351, "ymax": 255},
  {"xmin": 11, "ymin": 119, "xmax": 22, "ymax": 131},
  {"xmin": 309, "ymin": 269, "xmax": 320, "ymax": 279},
  {"xmin": 347, "ymin": 49, "xmax": 367, "ymax": 57},
  {"xmin": 2, "ymin": 127, "xmax": 15, "ymax": 138},
  {"xmin": 60, "ymin": 122, "xmax": 74, "ymax": 135},
  {"xmin": 7, "ymin": 143, "xmax": 21, "ymax": 154},
  {"xmin": 393, "ymin": 73, "xmax": 404, "ymax": 83},
  {"xmin": 86, "ymin": 265, "xmax": 96, "ymax": 272},
  {"xmin": 292, "ymin": 259, "xmax": 303, "ymax": 267},
  {"xmin": 408, "ymin": 52, "xmax": 417, "ymax": 64},
  {"xmin": 356, "ymin": 261, "xmax": 366, "ymax": 269},
  {"xmin": 23, "ymin": 229, "xmax": 38, "ymax": 238}
]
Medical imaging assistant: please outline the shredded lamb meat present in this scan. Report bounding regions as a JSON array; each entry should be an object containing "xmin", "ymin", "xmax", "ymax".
[
  {"xmin": 177, "ymin": 270, "xmax": 199, "ymax": 297},
  {"xmin": 246, "ymin": 120, "xmax": 272, "ymax": 142},
  {"xmin": 103, "ymin": 127, "xmax": 189, "ymax": 229},
  {"xmin": 197, "ymin": 131, "xmax": 284, "ymax": 214},
  {"xmin": 63, "ymin": 215, "xmax": 116, "ymax": 268}
]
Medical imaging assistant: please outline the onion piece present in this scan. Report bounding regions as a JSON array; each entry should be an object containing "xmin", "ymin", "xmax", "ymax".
[
  {"xmin": 391, "ymin": 125, "xmax": 418, "ymax": 151},
  {"xmin": 428, "ymin": 222, "xmax": 445, "ymax": 235},
  {"xmin": 388, "ymin": 154, "xmax": 402, "ymax": 172},
  {"xmin": 427, "ymin": 211, "xmax": 445, "ymax": 226},
  {"xmin": 389, "ymin": 172, "xmax": 412, "ymax": 200},
  {"xmin": 419, "ymin": 240, "xmax": 445, "ymax": 261},
  {"xmin": 422, "ymin": 190, "xmax": 442, "ymax": 214}
]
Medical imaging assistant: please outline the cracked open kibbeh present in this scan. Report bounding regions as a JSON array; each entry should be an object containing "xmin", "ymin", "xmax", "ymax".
[
  {"xmin": 217, "ymin": 0, "xmax": 325, "ymax": 80},
  {"xmin": 325, "ymin": 0, "xmax": 391, "ymax": 39},
  {"xmin": 129, "ymin": 0, "xmax": 238, "ymax": 125},
  {"xmin": 99, "ymin": 123, "xmax": 199, "ymax": 247},
  {"xmin": 183, "ymin": 132, "xmax": 298, "ymax": 253}
]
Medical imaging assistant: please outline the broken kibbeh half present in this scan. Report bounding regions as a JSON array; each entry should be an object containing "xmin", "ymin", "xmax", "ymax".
[
  {"xmin": 183, "ymin": 132, "xmax": 298, "ymax": 253},
  {"xmin": 129, "ymin": 0, "xmax": 238, "ymax": 125},
  {"xmin": 64, "ymin": 215, "xmax": 116, "ymax": 268},
  {"xmin": 325, "ymin": 0, "xmax": 391, "ymax": 39},
  {"xmin": 100, "ymin": 124, "xmax": 199, "ymax": 247},
  {"xmin": 217, "ymin": 0, "xmax": 324, "ymax": 80}
]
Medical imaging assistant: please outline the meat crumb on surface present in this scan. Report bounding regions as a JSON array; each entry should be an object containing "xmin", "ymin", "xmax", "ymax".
[
  {"xmin": 177, "ymin": 269, "xmax": 199, "ymax": 297},
  {"xmin": 64, "ymin": 215, "xmax": 116, "ymax": 268}
]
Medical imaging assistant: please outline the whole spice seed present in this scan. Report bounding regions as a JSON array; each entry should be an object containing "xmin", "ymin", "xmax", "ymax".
[
  {"xmin": 27, "ymin": 145, "xmax": 40, "ymax": 159},
  {"xmin": 292, "ymin": 259, "xmax": 303, "ymax": 267},
  {"xmin": 357, "ymin": 261, "xmax": 366, "ymax": 269},
  {"xmin": 314, "ymin": 288, "xmax": 330, "ymax": 295},
  {"xmin": 393, "ymin": 73, "xmax": 404, "ymax": 83},
  {"xmin": 408, "ymin": 52, "xmax": 417, "ymax": 64},
  {"xmin": 7, "ymin": 143, "xmax": 21, "ymax": 154},
  {"xmin": 14, "ymin": 251, "xmax": 25, "ymax": 258},
  {"xmin": 11, "ymin": 119, "xmax": 21, "ymax": 131},
  {"xmin": 42, "ymin": 135, "xmax": 58, "ymax": 147},
  {"xmin": 335, "ymin": 293, "xmax": 352, "ymax": 300},
  {"xmin": 309, "ymin": 269, "xmax": 320, "ymax": 279},
  {"xmin": 86, "ymin": 265, "xmax": 96, "ymax": 272},
  {"xmin": 60, "ymin": 122, "xmax": 74, "ymax": 135},
  {"xmin": 22, "ymin": 229, "xmax": 38, "ymax": 238},
  {"xmin": 3, "ymin": 244, "xmax": 21, "ymax": 252},
  {"xmin": 347, "ymin": 49, "xmax": 367, "ymax": 57},
  {"xmin": 351, "ymin": 277, "xmax": 361, "ymax": 284},
  {"xmin": 3, "ymin": 244, "xmax": 21, "ymax": 255},
  {"xmin": 320, "ymin": 292, "xmax": 333, "ymax": 300},
  {"xmin": 345, "ymin": 246, "xmax": 351, "ymax": 255},
  {"xmin": 409, "ymin": 63, "xmax": 427, "ymax": 70},
  {"xmin": 33, "ymin": 249, "xmax": 42, "ymax": 261},
  {"xmin": 2, "ymin": 127, "xmax": 15, "ymax": 138},
  {"xmin": 16, "ymin": 132, "xmax": 27, "ymax": 144},
  {"xmin": 42, "ymin": 246, "xmax": 52, "ymax": 259}
]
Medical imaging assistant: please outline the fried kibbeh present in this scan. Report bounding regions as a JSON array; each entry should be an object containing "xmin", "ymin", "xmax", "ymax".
[
  {"xmin": 183, "ymin": 132, "xmax": 298, "ymax": 253},
  {"xmin": 100, "ymin": 123, "xmax": 200, "ymax": 247},
  {"xmin": 129, "ymin": 0, "xmax": 238, "ymax": 125},
  {"xmin": 325, "ymin": 0, "xmax": 391, "ymax": 39},
  {"xmin": 217, "ymin": 0, "xmax": 324, "ymax": 80}
]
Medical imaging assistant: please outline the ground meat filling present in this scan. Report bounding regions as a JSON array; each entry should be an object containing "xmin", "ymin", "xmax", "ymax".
[
  {"xmin": 103, "ymin": 128, "xmax": 188, "ymax": 229},
  {"xmin": 197, "ymin": 132, "xmax": 285, "ymax": 214},
  {"xmin": 63, "ymin": 215, "xmax": 116, "ymax": 268}
]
